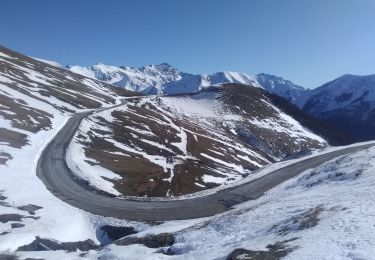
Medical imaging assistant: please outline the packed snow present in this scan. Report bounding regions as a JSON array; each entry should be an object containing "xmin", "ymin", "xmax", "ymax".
[
  {"xmin": 13, "ymin": 143, "xmax": 375, "ymax": 260},
  {"xmin": 88, "ymin": 144, "xmax": 375, "ymax": 259}
]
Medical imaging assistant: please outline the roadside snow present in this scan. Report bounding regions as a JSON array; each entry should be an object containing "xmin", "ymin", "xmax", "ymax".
[
  {"xmin": 0, "ymin": 113, "xmax": 97, "ymax": 251},
  {"xmin": 66, "ymin": 132, "xmax": 123, "ymax": 196},
  {"xmin": 0, "ymin": 48, "xmax": 127, "ymax": 252},
  {"xmin": 79, "ymin": 145, "xmax": 375, "ymax": 260}
]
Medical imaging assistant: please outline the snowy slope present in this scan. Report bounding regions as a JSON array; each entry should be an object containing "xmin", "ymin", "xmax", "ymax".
[
  {"xmin": 303, "ymin": 74, "xmax": 375, "ymax": 141},
  {"xmin": 1, "ymin": 46, "xmax": 374, "ymax": 260},
  {"xmin": 105, "ymin": 144, "xmax": 375, "ymax": 260},
  {"xmin": 305, "ymin": 74, "xmax": 375, "ymax": 114},
  {"xmin": 32, "ymin": 57, "xmax": 63, "ymax": 68},
  {"xmin": 14, "ymin": 143, "xmax": 375, "ymax": 260},
  {"xmin": 0, "ymin": 45, "xmax": 136, "ymax": 252},
  {"xmin": 256, "ymin": 73, "xmax": 310, "ymax": 107},
  {"xmin": 68, "ymin": 63, "xmax": 309, "ymax": 105},
  {"xmin": 68, "ymin": 63, "xmax": 183, "ymax": 94},
  {"xmin": 67, "ymin": 84, "xmax": 327, "ymax": 197}
]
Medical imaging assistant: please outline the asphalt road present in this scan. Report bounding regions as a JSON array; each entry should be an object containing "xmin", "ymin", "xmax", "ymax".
[{"xmin": 36, "ymin": 101, "xmax": 375, "ymax": 221}]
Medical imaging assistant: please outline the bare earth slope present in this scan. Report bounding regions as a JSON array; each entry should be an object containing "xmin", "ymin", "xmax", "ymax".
[
  {"xmin": 38, "ymin": 108, "xmax": 375, "ymax": 220},
  {"xmin": 68, "ymin": 84, "xmax": 329, "ymax": 197},
  {"xmin": 0, "ymin": 45, "xmax": 136, "ymax": 165}
]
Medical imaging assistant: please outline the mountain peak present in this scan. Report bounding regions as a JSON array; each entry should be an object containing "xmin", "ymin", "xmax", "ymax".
[
  {"xmin": 256, "ymin": 73, "xmax": 305, "ymax": 90},
  {"xmin": 67, "ymin": 63, "xmax": 310, "ymax": 106},
  {"xmin": 157, "ymin": 62, "xmax": 174, "ymax": 68},
  {"xmin": 140, "ymin": 62, "xmax": 179, "ymax": 73}
]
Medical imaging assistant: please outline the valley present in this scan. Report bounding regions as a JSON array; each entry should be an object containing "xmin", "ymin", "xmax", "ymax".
[
  {"xmin": 68, "ymin": 84, "xmax": 328, "ymax": 197},
  {"xmin": 1, "ymin": 44, "xmax": 375, "ymax": 260}
]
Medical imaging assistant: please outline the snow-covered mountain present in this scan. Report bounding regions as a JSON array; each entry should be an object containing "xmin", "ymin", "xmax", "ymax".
[
  {"xmin": 303, "ymin": 74, "xmax": 375, "ymax": 141},
  {"xmin": 256, "ymin": 73, "xmax": 310, "ymax": 107},
  {"xmin": 161, "ymin": 71, "xmax": 262, "ymax": 95},
  {"xmin": 68, "ymin": 63, "xmax": 184, "ymax": 94},
  {"xmin": 2, "ymin": 45, "xmax": 375, "ymax": 260},
  {"xmin": 68, "ymin": 63, "xmax": 309, "ymax": 106}
]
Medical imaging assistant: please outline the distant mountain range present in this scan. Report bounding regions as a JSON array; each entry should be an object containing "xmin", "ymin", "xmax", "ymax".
[
  {"xmin": 303, "ymin": 74, "xmax": 375, "ymax": 141},
  {"xmin": 1, "ymin": 45, "xmax": 375, "ymax": 259},
  {"xmin": 0, "ymin": 45, "xmax": 333, "ymax": 198},
  {"xmin": 67, "ymin": 63, "xmax": 307, "ymax": 107},
  {"xmin": 67, "ymin": 63, "xmax": 375, "ymax": 142}
]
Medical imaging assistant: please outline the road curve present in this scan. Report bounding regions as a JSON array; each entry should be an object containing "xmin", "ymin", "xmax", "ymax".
[{"xmin": 36, "ymin": 101, "xmax": 375, "ymax": 221}]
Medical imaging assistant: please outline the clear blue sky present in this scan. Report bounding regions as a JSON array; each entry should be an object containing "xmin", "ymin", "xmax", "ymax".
[{"xmin": 1, "ymin": 0, "xmax": 375, "ymax": 88}]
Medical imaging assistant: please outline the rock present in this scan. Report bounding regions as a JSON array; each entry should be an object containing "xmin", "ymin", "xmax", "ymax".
[
  {"xmin": 11, "ymin": 223, "xmax": 25, "ymax": 229},
  {"xmin": 17, "ymin": 237, "xmax": 63, "ymax": 251},
  {"xmin": 17, "ymin": 236, "xmax": 99, "ymax": 252},
  {"xmin": 115, "ymin": 233, "xmax": 175, "ymax": 248},
  {"xmin": 60, "ymin": 240, "xmax": 99, "ymax": 252},
  {"xmin": 226, "ymin": 239, "xmax": 297, "ymax": 260},
  {"xmin": 0, "ymin": 253, "xmax": 18, "ymax": 260},
  {"xmin": 269, "ymin": 206, "xmax": 323, "ymax": 236},
  {"xmin": 0, "ymin": 214, "xmax": 23, "ymax": 223},
  {"xmin": 17, "ymin": 204, "xmax": 43, "ymax": 215},
  {"xmin": 100, "ymin": 225, "xmax": 137, "ymax": 241}
]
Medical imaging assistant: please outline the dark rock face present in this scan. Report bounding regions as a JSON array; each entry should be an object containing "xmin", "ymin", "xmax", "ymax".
[
  {"xmin": 11, "ymin": 223, "xmax": 25, "ymax": 229},
  {"xmin": 17, "ymin": 204, "xmax": 43, "ymax": 215},
  {"xmin": 0, "ymin": 193, "xmax": 10, "ymax": 207},
  {"xmin": 17, "ymin": 237, "xmax": 99, "ymax": 252},
  {"xmin": 335, "ymin": 92, "xmax": 353, "ymax": 102},
  {"xmin": 0, "ymin": 151, "xmax": 12, "ymax": 165},
  {"xmin": 100, "ymin": 225, "xmax": 137, "ymax": 241},
  {"xmin": 0, "ymin": 253, "xmax": 18, "ymax": 260},
  {"xmin": 115, "ymin": 233, "xmax": 175, "ymax": 248},
  {"xmin": 269, "ymin": 206, "xmax": 323, "ymax": 236},
  {"xmin": 226, "ymin": 239, "xmax": 297, "ymax": 260},
  {"xmin": 0, "ymin": 214, "xmax": 24, "ymax": 223}
]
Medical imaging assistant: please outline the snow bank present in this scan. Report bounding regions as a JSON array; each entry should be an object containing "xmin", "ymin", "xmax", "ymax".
[{"xmin": 88, "ymin": 145, "xmax": 375, "ymax": 259}]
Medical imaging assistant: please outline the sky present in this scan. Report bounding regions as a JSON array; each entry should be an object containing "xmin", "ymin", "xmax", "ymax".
[{"xmin": 1, "ymin": 0, "xmax": 375, "ymax": 88}]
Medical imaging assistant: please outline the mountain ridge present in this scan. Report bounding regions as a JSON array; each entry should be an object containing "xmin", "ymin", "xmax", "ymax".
[
  {"xmin": 67, "ymin": 63, "xmax": 308, "ymax": 105},
  {"xmin": 303, "ymin": 73, "xmax": 375, "ymax": 141},
  {"xmin": 43, "ymin": 58, "xmax": 375, "ymax": 143}
]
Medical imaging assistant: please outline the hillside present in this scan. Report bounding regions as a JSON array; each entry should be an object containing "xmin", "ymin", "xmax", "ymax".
[
  {"xmin": 0, "ymin": 45, "xmax": 137, "ymax": 253},
  {"xmin": 0, "ymin": 46, "xmax": 137, "ymax": 165},
  {"xmin": 67, "ymin": 83, "xmax": 328, "ymax": 197},
  {"xmin": 304, "ymin": 74, "xmax": 375, "ymax": 141},
  {"xmin": 1, "ymin": 45, "xmax": 374, "ymax": 260}
]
